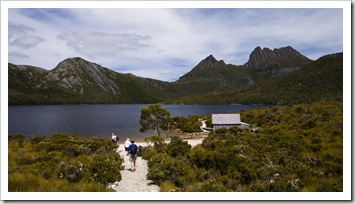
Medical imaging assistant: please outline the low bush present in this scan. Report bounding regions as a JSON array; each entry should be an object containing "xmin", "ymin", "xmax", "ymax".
[
  {"xmin": 8, "ymin": 133, "xmax": 122, "ymax": 192},
  {"xmin": 172, "ymin": 116, "xmax": 202, "ymax": 133}
]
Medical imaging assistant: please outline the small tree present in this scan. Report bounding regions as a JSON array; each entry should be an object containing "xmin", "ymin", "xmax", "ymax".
[
  {"xmin": 139, "ymin": 104, "xmax": 172, "ymax": 137},
  {"xmin": 144, "ymin": 134, "xmax": 166, "ymax": 146}
]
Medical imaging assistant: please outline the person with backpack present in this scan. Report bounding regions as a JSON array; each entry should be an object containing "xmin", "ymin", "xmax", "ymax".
[{"xmin": 127, "ymin": 140, "xmax": 139, "ymax": 171}]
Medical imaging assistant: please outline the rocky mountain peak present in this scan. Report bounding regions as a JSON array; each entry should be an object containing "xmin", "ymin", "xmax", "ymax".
[
  {"xmin": 195, "ymin": 54, "xmax": 226, "ymax": 70},
  {"xmin": 178, "ymin": 55, "xmax": 227, "ymax": 81},
  {"xmin": 54, "ymin": 57, "xmax": 93, "ymax": 70},
  {"xmin": 204, "ymin": 55, "xmax": 217, "ymax": 63},
  {"xmin": 46, "ymin": 57, "xmax": 119, "ymax": 95},
  {"xmin": 244, "ymin": 46, "xmax": 311, "ymax": 70}
]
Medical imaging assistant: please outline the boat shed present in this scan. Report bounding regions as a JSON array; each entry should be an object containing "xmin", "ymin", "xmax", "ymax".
[{"xmin": 212, "ymin": 113, "xmax": 250, "ymax": 131}]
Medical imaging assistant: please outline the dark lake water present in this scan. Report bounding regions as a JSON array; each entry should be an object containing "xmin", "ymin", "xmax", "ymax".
[{"xmin": 8, "ymin": 104, "xmax": 269, "ymax": 140}]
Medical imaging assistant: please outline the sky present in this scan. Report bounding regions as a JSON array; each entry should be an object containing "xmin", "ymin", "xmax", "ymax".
[{"xmin": 8, "ymin": 7, "xmax": 343, "ymax": 82}]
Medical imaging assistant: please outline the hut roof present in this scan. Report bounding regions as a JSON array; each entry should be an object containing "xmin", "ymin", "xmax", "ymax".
[{"xmin": 212, "ymin": 114, "xmax": 241, "ymax": 125}]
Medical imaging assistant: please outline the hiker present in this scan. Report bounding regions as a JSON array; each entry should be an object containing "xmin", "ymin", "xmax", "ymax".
[
  {"xmin": 111, "ymin": 132, "xmax": 119, "ymax": 143},
  {"xmin": 124, "ymin": 138, "xmax": 131, "ymax": 155},
  {"xmin": 128, "ymin": 140, "xmax": 139, "ymax": 171}
]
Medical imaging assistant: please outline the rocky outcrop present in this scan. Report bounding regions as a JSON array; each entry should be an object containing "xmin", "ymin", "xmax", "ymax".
[
  {"xmin": 195, "ymin": 55, "xmax": 226, "ymax": 70},
  {"xmin": 46, "ymin": 57, "xmax": 120, "ymax": 95},
  {"xmin": 9, "ymin": 63, "xmax": 48, "ymax": 79},
  {"xmin": 244, "ymin": 46, "xmax": 311, "ymax": 70},
  {"xmin": 178, "ymin": 55, "xmax": 226, "ymax": 80}
]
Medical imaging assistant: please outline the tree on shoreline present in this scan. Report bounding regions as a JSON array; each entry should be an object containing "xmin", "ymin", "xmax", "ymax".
[{"xmin": 139, "ymin": 104, "xmax": 172, "ymax": 137}]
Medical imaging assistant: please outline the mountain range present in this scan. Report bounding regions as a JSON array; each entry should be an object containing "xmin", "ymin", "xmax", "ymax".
[{"xmin": 8, "ymin": 46, "xmax": 342, "ymax": 105}]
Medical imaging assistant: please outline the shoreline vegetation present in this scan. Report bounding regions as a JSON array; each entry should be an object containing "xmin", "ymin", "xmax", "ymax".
[{"xmin": 8, "ymin": 100, "xmax": 343, "ymax": 192}]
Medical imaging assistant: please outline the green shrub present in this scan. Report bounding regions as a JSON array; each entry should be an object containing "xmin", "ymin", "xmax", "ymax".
[
  {"xmin": 147, "ymin": 153, "xmax": 193, "ymax": 188},
  {"xmin": 57, "ymin": 160, "xmax": 85, "ymax": 183},
  {"xmin": 9, "ymin": 134, "xmax": 26, "ymax": 147},
  {"xmin": 172, "ymin": 116, "xmax": 202, "ymax": 133},
  {"xmin": 166, "ymin": 136, "xmax": 191, "ymax": 157},
  {"xmin": 269, "ymin": 176, "xmax": 292, "ymax": 192},
  {"xmin": 8, "ymin": 133, "xmax": 122, "ymax": 192},
  {"xmin": 8, "ymin": 172, "xmax": 111, "ymax": 192},
  {"xmin": 197, "ymin": 180, "xmax": 229, "ymax": 192},
  {"xmin": 141, "ymin": 147, "xmax": 157, "ymax": 160},
  {"xmin": 160, "ymin": 180, "xmax": 177, "ymax": 192},
  {"xmin": 86, "ymin": 153, "xmax": 122, "ymax": 185}
]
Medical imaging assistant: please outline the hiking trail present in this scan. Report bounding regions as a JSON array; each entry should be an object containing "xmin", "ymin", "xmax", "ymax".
[
  {"xmin": 109, "ymin": 138, "xmax": 204, "ymax": 192},
  {"xmin": 110, "ymin": 144, "xmax": 160, "ymax": 192}
]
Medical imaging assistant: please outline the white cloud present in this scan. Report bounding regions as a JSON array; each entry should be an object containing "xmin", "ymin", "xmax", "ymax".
[
  {"xmin": 9, "ymin": 51, "xmax": 29, "ymax": 59},
  {"xmin": 10, "ymin": 36, "xmax": 45, "ymax": 49},
  {"xmin": 8, "ymin": 23, "xmax": 34, "ymax": 40},
  {"xmin": 57, "ymin": 32, "xmax": 153, "ymax": 58}
]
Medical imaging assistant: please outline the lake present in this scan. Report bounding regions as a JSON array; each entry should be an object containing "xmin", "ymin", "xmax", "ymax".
[{"xmin": 8, "ymin": 104, "xmax": 269, "ymax": 140}]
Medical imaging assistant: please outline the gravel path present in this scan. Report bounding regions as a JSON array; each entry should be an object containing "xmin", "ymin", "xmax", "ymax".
[
  {"xmin": 109, "ymin": 138, "xmax": 204, "ymax": 192},
  {"xmin": 110, "ymin": 144, "xmax": 160, "ymax": 192}
]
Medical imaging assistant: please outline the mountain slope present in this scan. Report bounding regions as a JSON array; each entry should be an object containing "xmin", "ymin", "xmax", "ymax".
[
  {"xmin": 178, "ymin": 55, "xmax": 228, "ymax": 81},
  {"xmin": 9, "ymin": 57, "xmax": 175, "ymax": 104},
  {"xmin": 174, "ymin": 55, "xmax": 252, "ymax": 96},
  {"xmin": 238, "ymin": 52, "xmax": 343, "ymax": 104},
  {"xmin": 173, "ymin": 46, "xmax": 312, "ymax": 97},
  {"xmin": 168, "ymin": 52, "xmax": 343, "ymax": 105}
]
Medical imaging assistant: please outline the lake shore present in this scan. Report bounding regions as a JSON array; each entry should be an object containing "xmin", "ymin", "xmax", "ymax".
[
  {"xmin": 116, "ymin": 134, "xmax": 207, "ymax": 148},
  {"xmin": 115, "ymin": 131, "xmax": 209, "ymax": 146}
]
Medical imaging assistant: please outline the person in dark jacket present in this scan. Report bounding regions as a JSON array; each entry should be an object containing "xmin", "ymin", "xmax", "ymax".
[{"xmin": 127, "ymin": 140, "xmax": 139, "ymax": 171}]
